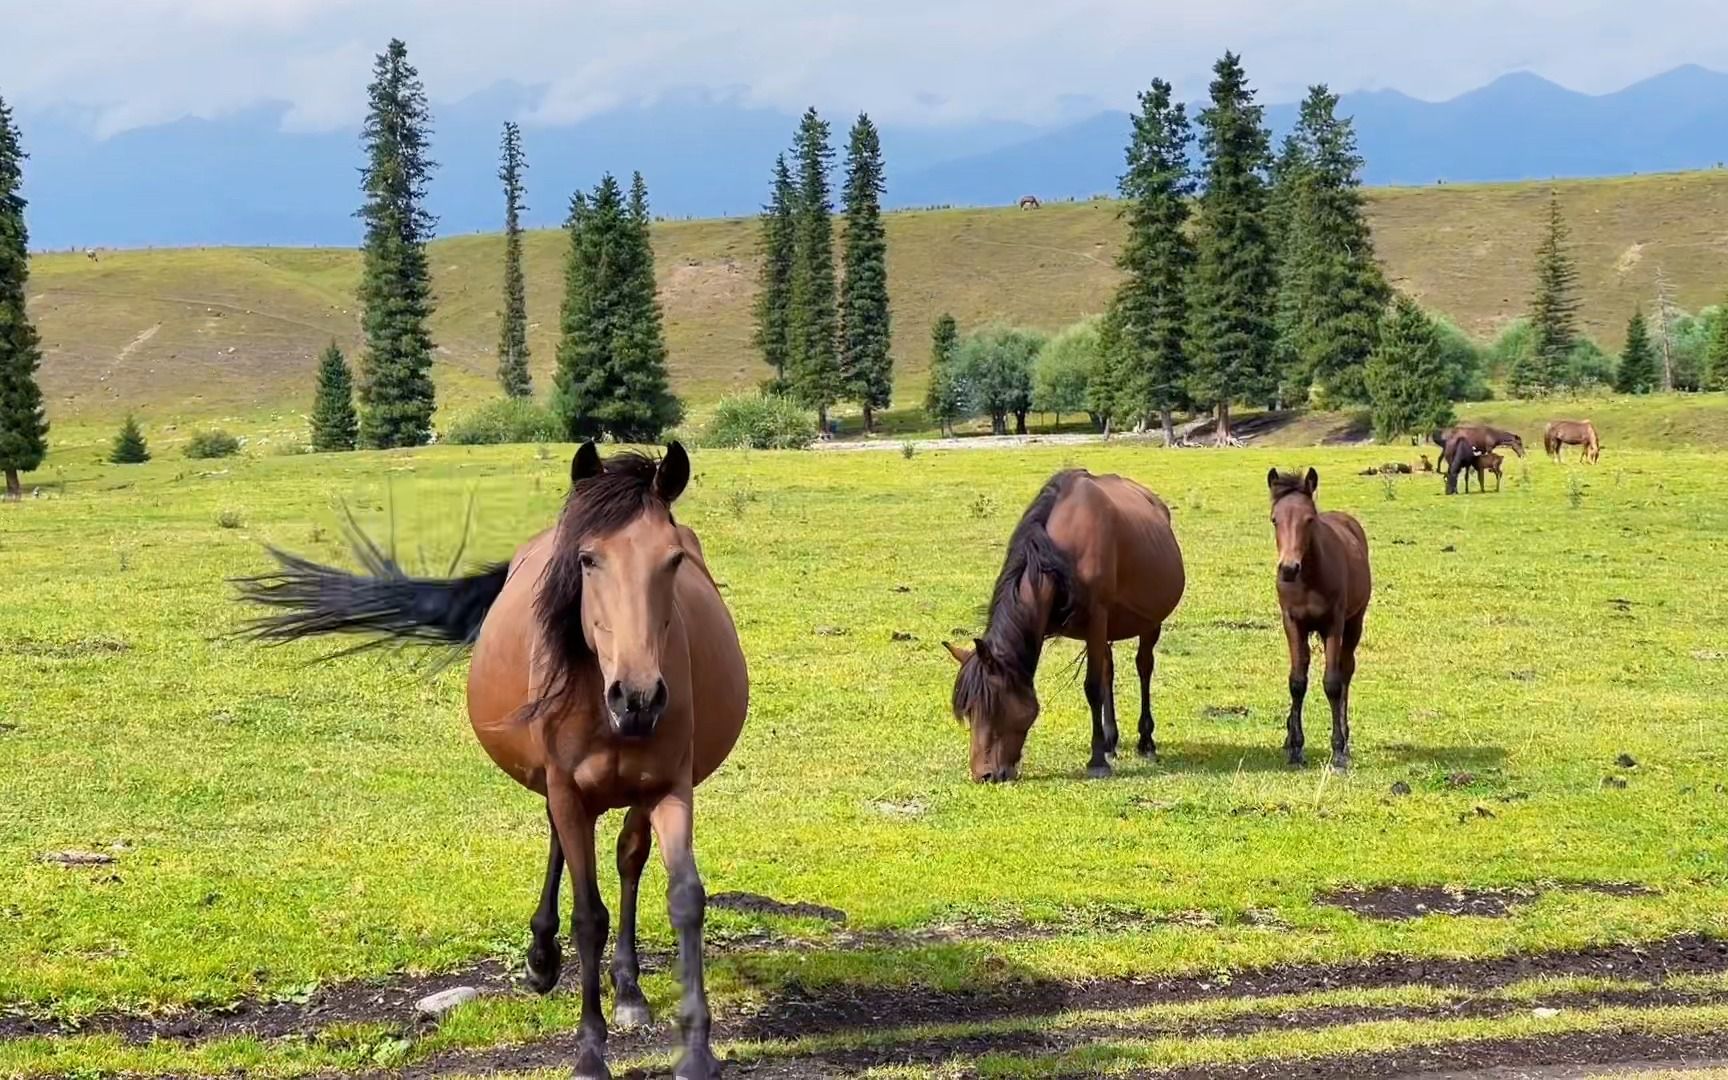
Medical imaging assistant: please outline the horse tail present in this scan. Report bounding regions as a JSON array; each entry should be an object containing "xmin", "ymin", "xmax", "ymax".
[{"xmin": 233, "ymin": 527, "xmax": 509, "ymax": 654}]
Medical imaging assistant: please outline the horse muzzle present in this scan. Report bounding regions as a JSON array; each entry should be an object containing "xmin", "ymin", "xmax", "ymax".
[
  {"xmin": 1278, "ymin": 562, "xmax": 1301, "ymax": 583},
  {"xmin": 606, "ymin": 678, "xmax": 668, "ymax": 738}
]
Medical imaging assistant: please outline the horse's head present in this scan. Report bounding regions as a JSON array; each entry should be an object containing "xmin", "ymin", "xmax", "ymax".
[
  {"xmin": 944, "ymin": 638, "xmax": 1039, "ymax": 783},
  {"xmin": 1268, "ymin": 467, "xmax": 1320, "ymax": 583},
  {"xmin": 540, "ymin": 442, "xmax": 690, "ymax": 738},
  {"xmin": 1500, "ymin": 431, "xmax": 1527, "ymax": 458}
]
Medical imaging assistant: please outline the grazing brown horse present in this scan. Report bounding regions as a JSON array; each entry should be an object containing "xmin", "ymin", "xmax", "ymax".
[
  {"xmin": 1268, "ymin": 469, "xmax": 1371, "ymax": 769},
  {"xmin": 1545, "ymin": 419, "xmax": 1601, "ymax": 463},
  {"xmin": 238, "ymin": 444, "xmax": 746, "ymax": 1080},
  {"xmin": 1431, "ymin": 424, "xmax": 1525, "ymax": 460},
  {"xmin": 944, "ymin": 470, "xmax": 1184, "ymax": 781}
]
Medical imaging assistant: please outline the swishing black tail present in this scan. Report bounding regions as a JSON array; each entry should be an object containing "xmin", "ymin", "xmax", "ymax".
[{"xmin": 234, "ymin": 524, "xmax": 509, "ymax": 655}]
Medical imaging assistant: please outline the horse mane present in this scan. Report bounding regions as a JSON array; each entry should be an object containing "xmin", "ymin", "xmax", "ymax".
[
  {"xmin": 1268, "ymin": 471, "xmax": 1312, "ymax": 505},
  {"xmin": 532, "ymin": 451, "xmax": 671, "ymax": 716},
  {"xmin": 954, "ymin": 471, "xmax": 1084, "ymax": 719}
]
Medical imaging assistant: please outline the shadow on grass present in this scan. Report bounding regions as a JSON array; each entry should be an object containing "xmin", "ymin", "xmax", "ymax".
[{"xmin": 1011, "ymin": 740, "xmax": 1511, "ymax": 781}]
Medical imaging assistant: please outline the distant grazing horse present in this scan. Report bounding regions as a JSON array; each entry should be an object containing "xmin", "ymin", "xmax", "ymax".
[
  {"xmin": 1545, "ymin": 419, "xmax": 1600, "ymax": 463},
  {"xmin": 1268, "ymin": 469, "xmax": 1371, "ymax": 769},
  {"xmin": 1018, "ymin": 195, "xmax": 1042, "ymax": 210},
  {"xmin": 1442, "ymin": 434, "xmax": 1486, "ymax": 494},
  {"xmin": 238, "ymin": 444, "xmax": 746, "ymax": 1080},
  {"xmin": 945, "ymin": 469, "xmax": 1184, "ymax": 781},
  {"xmin": 1431, "ymin": 424, "xmax": 1525, "ymax": 460}
]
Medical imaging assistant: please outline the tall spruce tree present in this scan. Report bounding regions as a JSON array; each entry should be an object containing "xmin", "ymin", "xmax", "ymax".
[
  {"xmin": 356, "ymin": 39, "xmax": 438, "ymax": 447},
  {"xmin": 1113, "ymin": 78, "xmax": 1193, "ymax": 444},
  {"xmin": 753, "ymin": 154, "xmax": 797, "ymax": 390},
  {"xmin": 310, "ymin": 341, "xmax": 359, "ymax": 451},
  {"xmin": 1280, "ymin": 86, "xmax": 1388, "ymax": 406},
  {"xmin": 1187, "ymin": 52, "xmax": 1277, "ymax": 443},
  {"xmin": 0, "ymin": 97, "xmax": 47, "ymax": 500},
  {"xmin": 1088, "ymin": 300, "xmax": 1129, "ymax": 435},
  {"xmin": 496, "ymin": 122, "xmax": 531, "ymax": 398},
  {"xmin": 1703, "ymin": 305, "xmax": 1728, "ymax": 392},
  {"xmin": 110, "ymin": 414, "xmax": 149, "ymax": 464},
  {"xmin": 787, "ymin": 108, "xmax": 841, "ymax": 429},
  {"xmin": 552, "ymin": 176, "xmax": 681, "ymax": 443},
  {"xmin": 1514, "ymin": 190, "xmax": 1579, "ymax": 397},
  {"xmin": 839, "ymin": 113, "xmax": 891, "ymax": 431},
  {"xmin": 925, "ymin": 313, "xmax": 964, "ymax": 436},
  {"xmin": 1364, "ymin": 295, "xmax": 1454, "ymax": 441},
  {"xmin": 1614, "ymin": 308, "xmax": 1657, "ymax": 394},
  {"xmin": 1268, "ymin": 131, "xmax": 1311, "ymax": 403}
]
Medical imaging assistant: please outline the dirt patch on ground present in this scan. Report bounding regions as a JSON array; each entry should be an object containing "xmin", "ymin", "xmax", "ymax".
[
  {"xmin": 710, "ymin": 891, "xmax": 847, "ymax": 922},
  {"xmin": 1319, "ymin": 883, "xmax": 1658, "ymax": 921},
  {"xmin": 736, "ymin": 933, "xmax": 1728, "ymax": 1041}
]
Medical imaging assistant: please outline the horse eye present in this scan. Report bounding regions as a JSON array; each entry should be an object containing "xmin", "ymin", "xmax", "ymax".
[{"xmin": 577, "ymin": 551, "xmax": 597, "ymax": 570}]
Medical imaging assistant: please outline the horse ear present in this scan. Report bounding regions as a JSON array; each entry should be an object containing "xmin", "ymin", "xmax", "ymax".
[
  {"xmin": 655, "ymin": 442, "xmax": 691, "ymax": 503},
  {"xmin": 1266, "ymin": 467, "xmax": 1280, "ymax": 490},
  {"xmin": 972, "ymin": 638, "xmax": 993, "ymax": 665},
  {"xmin": 571, "ymin": 442, "xmax": 602, "ymax": 484},
  {"xmin": 942, "ymin": 641, "xmax": 973, "ymax": 665},
  {"xmin": 1304, "ymin": 467, "xmax": 1319, "ymax": 495}
]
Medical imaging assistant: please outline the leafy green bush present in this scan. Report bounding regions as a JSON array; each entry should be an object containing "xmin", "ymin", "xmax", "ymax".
[
  {"xmin": 701, "ymin": 393, "xmax": 818, "ymax": 450},
  {"xmin": 184, "ymin": 430, "xmax": 242, "ymax": 459},
  {"xmin": 1432, "ymin": 316, "xmax": 1491, "ymax": 401},
  {"xmin": 445, "ymin": 398, "xmax": 562, "ymax": 445},
  {"xmin": 1033, "ymin": 319, "xmax": 1100, "ymax": 424}
]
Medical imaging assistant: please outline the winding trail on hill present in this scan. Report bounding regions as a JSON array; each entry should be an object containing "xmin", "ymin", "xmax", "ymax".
[
  {"xmin": 114, "ymin": 322, "xmax": 160, "ymax": 362},
  {"xmin": 39, "ymin": 286, "xmax": 352, "ymax": 338}
]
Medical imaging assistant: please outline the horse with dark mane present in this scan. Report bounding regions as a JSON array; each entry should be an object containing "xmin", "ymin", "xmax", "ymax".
[
  {"xmin": 945, "ymin": 469, "xmax": 1184, "ymax": 781},
  {"xmin": 1431, "ymin": 424, "xmax": 1525, "ymax": 460},
  {"xmin": 1442, "ymin": 434, "xmax": 1486, "ymax": 495},
  {"xmin": 1268, "ymin": 469, "xmax": 1371, "ymax": 769},
  {"xmin": 1545, "ymin": 419, "xmax": 1601, "ymax": 463},
  {"xmin": 236, "ymin": 443, "xmax": 744, "ymax": 1080}
]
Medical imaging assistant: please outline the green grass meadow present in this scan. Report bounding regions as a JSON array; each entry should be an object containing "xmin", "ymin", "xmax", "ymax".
[{"xmin": 4, "ymin": 440, "xmax": 1728, "ymax": 1075}]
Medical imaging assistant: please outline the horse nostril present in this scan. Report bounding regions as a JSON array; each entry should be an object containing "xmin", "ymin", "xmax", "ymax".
[
  {"xmin": 605, "ymin": 681, "xmax": 628, "ymax": 715},
  {"xmin": 649, "ymin": 678, "xmax": 668, "ymax": 714}
]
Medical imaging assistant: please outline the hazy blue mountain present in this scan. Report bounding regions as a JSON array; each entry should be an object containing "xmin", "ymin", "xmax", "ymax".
[{"xmin": 15, "ymin": 67, "xmax": 1728, "ymax": 249}]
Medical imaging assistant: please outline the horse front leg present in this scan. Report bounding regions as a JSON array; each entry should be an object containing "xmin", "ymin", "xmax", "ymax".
[
  {"xmin": 524, "ymin": 805, "xmax": 564, "ymax": 994},
  {"xmin": 1084, "ymin": 632, "xmax": 1115, "ymax": 778},
  {"xmin": 1135, "ymin": 627, "xmax": 1162, "ymax": 760},
  {"xmin": 650, "ymin": 788, "xmax": 721, "ymax": 1080},
  {"xmin": 547, "ymin": 774, "xmax": 610, "ymax": 1080},
  {"xmin": 1325, "ymin": 616, "xmax": 1362, "ymax": 770},
  {"xmin": 611, "ymin": 805, "xmax": 654, "ymax": 1028},
  {"xmin": 1284, "ymin": 616, "xmax": 1311, "ymax": 767}
]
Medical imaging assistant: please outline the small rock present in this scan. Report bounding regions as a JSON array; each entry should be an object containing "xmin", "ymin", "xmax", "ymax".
[
  {"xmin": 814, "ymin": 625, "xmax": 847, "ymax": 637},
  {"xmin": 1441, "ymin": 544, "xmax": 1457, "ymax": 553},
  {"xmin": 1603, "ymin": 776, "xmax": 1628, "ymax": 789},
  {"xmin": 416, "ymin": 986, "xmax": 479, "ymax": 1017},
  {"xmin": 1616, "ymin": 753, "xmax": 1638, "ymax": 768},
  {"xmin": 1532, "ymin": 1006, "xmax": 1561, "ymax": 1019},
  {"xmin": 38, "ymin": 850, "xmax": 116, "ymax": 866},
  {"xmin": 1445, "ymin": 772, "xmax": 1475, "ymax": 788},
  {"xmin": 891, "ymin": 585, "xmax": 911, "ymax": 593},
  {"xmin": 890, "ymin": 631, "xmax": 917, "ymax": 642},
  {"xmin": 1389, "ymin": 781, "xmax": 1412, "ymax": 796}
]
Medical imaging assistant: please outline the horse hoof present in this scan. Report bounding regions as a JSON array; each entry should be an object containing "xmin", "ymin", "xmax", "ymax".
[
  {"xmin": 1137, "ymin": 743, "xmax": 1158, "ymax": 760},
  {"xmin": 525, "ymin": 940, "xmax": 562, "ymax": 995},
  {"xmin": 1287, "ymin": 753, "xmax": 1306, "ymax": 768},
  {"xmin": 674, "ymin": 1046, "xmax": 722, "ymax": 1080},
  {"xmin": 1331, "ymin": 754, "xmax": 1351, "ymax": 772},
  {"xmin": 613, "ymin": 996, "xmax": 653, "ymax": 1029},
  {"xmin": 1086, "ymin": 763, "xmax": 1113, "ymax": 779},
  {"xmin": 571, "ymin": 1047, "xmax": 612, "ymax": 1080}
]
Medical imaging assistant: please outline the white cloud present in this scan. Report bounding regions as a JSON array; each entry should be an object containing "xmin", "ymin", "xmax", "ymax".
[{"xmin": 5, "ymin": 0, "xmax": 1728, "ymax": 135}]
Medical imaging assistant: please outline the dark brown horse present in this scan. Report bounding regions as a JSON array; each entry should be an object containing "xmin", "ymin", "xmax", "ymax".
[
  {"xmin": 1268, "ymin": 469, "xmax": 1371, "ymax": 769},
  {"xmin": 1432, "ymin": 424, "xmax": 1525, "ymax": 459},
  {"xmin": 1479, "ymin": 450, "xmax": 1504, "ymax": 490},
  {"xmin": 238, "ymin": 444, "xmax": 746, "ymax": 1080},
  {"xmin": 944, "ymin": 470, "xmax": 1184, "ymax": 781},
  {"xmin": 1545, "ymin": 419, "xmax": 1601, "ymax": 463},
  {"xmin": 1442, "ymin": 434, "xmax": 1485, "ymax": 495}
]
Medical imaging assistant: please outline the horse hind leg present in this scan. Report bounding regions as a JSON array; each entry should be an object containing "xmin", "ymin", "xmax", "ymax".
[
  {"xmin": 525, "ymin": 806, "xmax": 565, "ymax": 994},
  {"xmin": 1135, "ymin": 629, "xmax": 1161, "ymax": 759},
  {"xmin": 611, "ymin": 806, "xmax": 654, "ymax": 1028},
  {"xmin": 1084, "ymin": 637, "xmax": 1115, "ymax": 778}
]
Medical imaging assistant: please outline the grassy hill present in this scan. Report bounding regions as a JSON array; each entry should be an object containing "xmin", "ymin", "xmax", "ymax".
[{"xmin": 27, "ymin": 169, "xmax": 1728, "ymax": 425}]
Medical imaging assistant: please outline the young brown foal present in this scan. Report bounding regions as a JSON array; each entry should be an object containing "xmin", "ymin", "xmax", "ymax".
[{"xmin": 1268, "ymin": 469, "xmax": 1372, "ymax": 769}]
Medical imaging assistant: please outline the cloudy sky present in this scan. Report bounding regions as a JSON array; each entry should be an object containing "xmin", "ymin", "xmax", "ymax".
[{"xmin": 6, "ymin": 0, "xmax": 1728, "ymax": 136}]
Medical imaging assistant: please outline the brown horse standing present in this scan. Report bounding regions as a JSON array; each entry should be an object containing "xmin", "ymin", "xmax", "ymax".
[
  {"xmin": 1478, "ymin": 451, "xmax": 1505, "ymax": 491},
  {"xmin": 1432, "ymin": 424, "xmax": 1525, "ymax": 459},
  {"xmin": 1545, "ymin": 419, "xmax": 1601, "ymax": 463},
  {"xmin": 238, "ymin": 444, "xmax": 746, "ymax": 1080},
  {"xmin": 1268, "ymin": 469, "xmax": 1371, "ymax": 769},
  {"xmin": 945, "ymin": 470, "xmax": 1184, "ymax": 781},
  {"xmin": 1442, "ymin": 434, "xmax": 1487, "ymax": 495}
]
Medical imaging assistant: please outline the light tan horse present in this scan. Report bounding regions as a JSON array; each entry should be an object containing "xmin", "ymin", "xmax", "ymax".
[
  {"xmin": 239, "ymin": 443, "xmax": 746, "ymax": 1080},
  {"xmin": 944, "ymin": 469, "xmax": 1185, "ymax": 781},
  {"xmin": 1545, "ymin": 419, "xmax": 1601, "ymax": 463},
  {"xmin": 1269, "ymin": 469, "xmax": 1372, "ymax": 769}
]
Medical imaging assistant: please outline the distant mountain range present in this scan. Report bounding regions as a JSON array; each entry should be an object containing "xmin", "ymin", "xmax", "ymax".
[{"xmin": 17, "ymin": 65, "xmax": 1728, "ymax": 250}]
